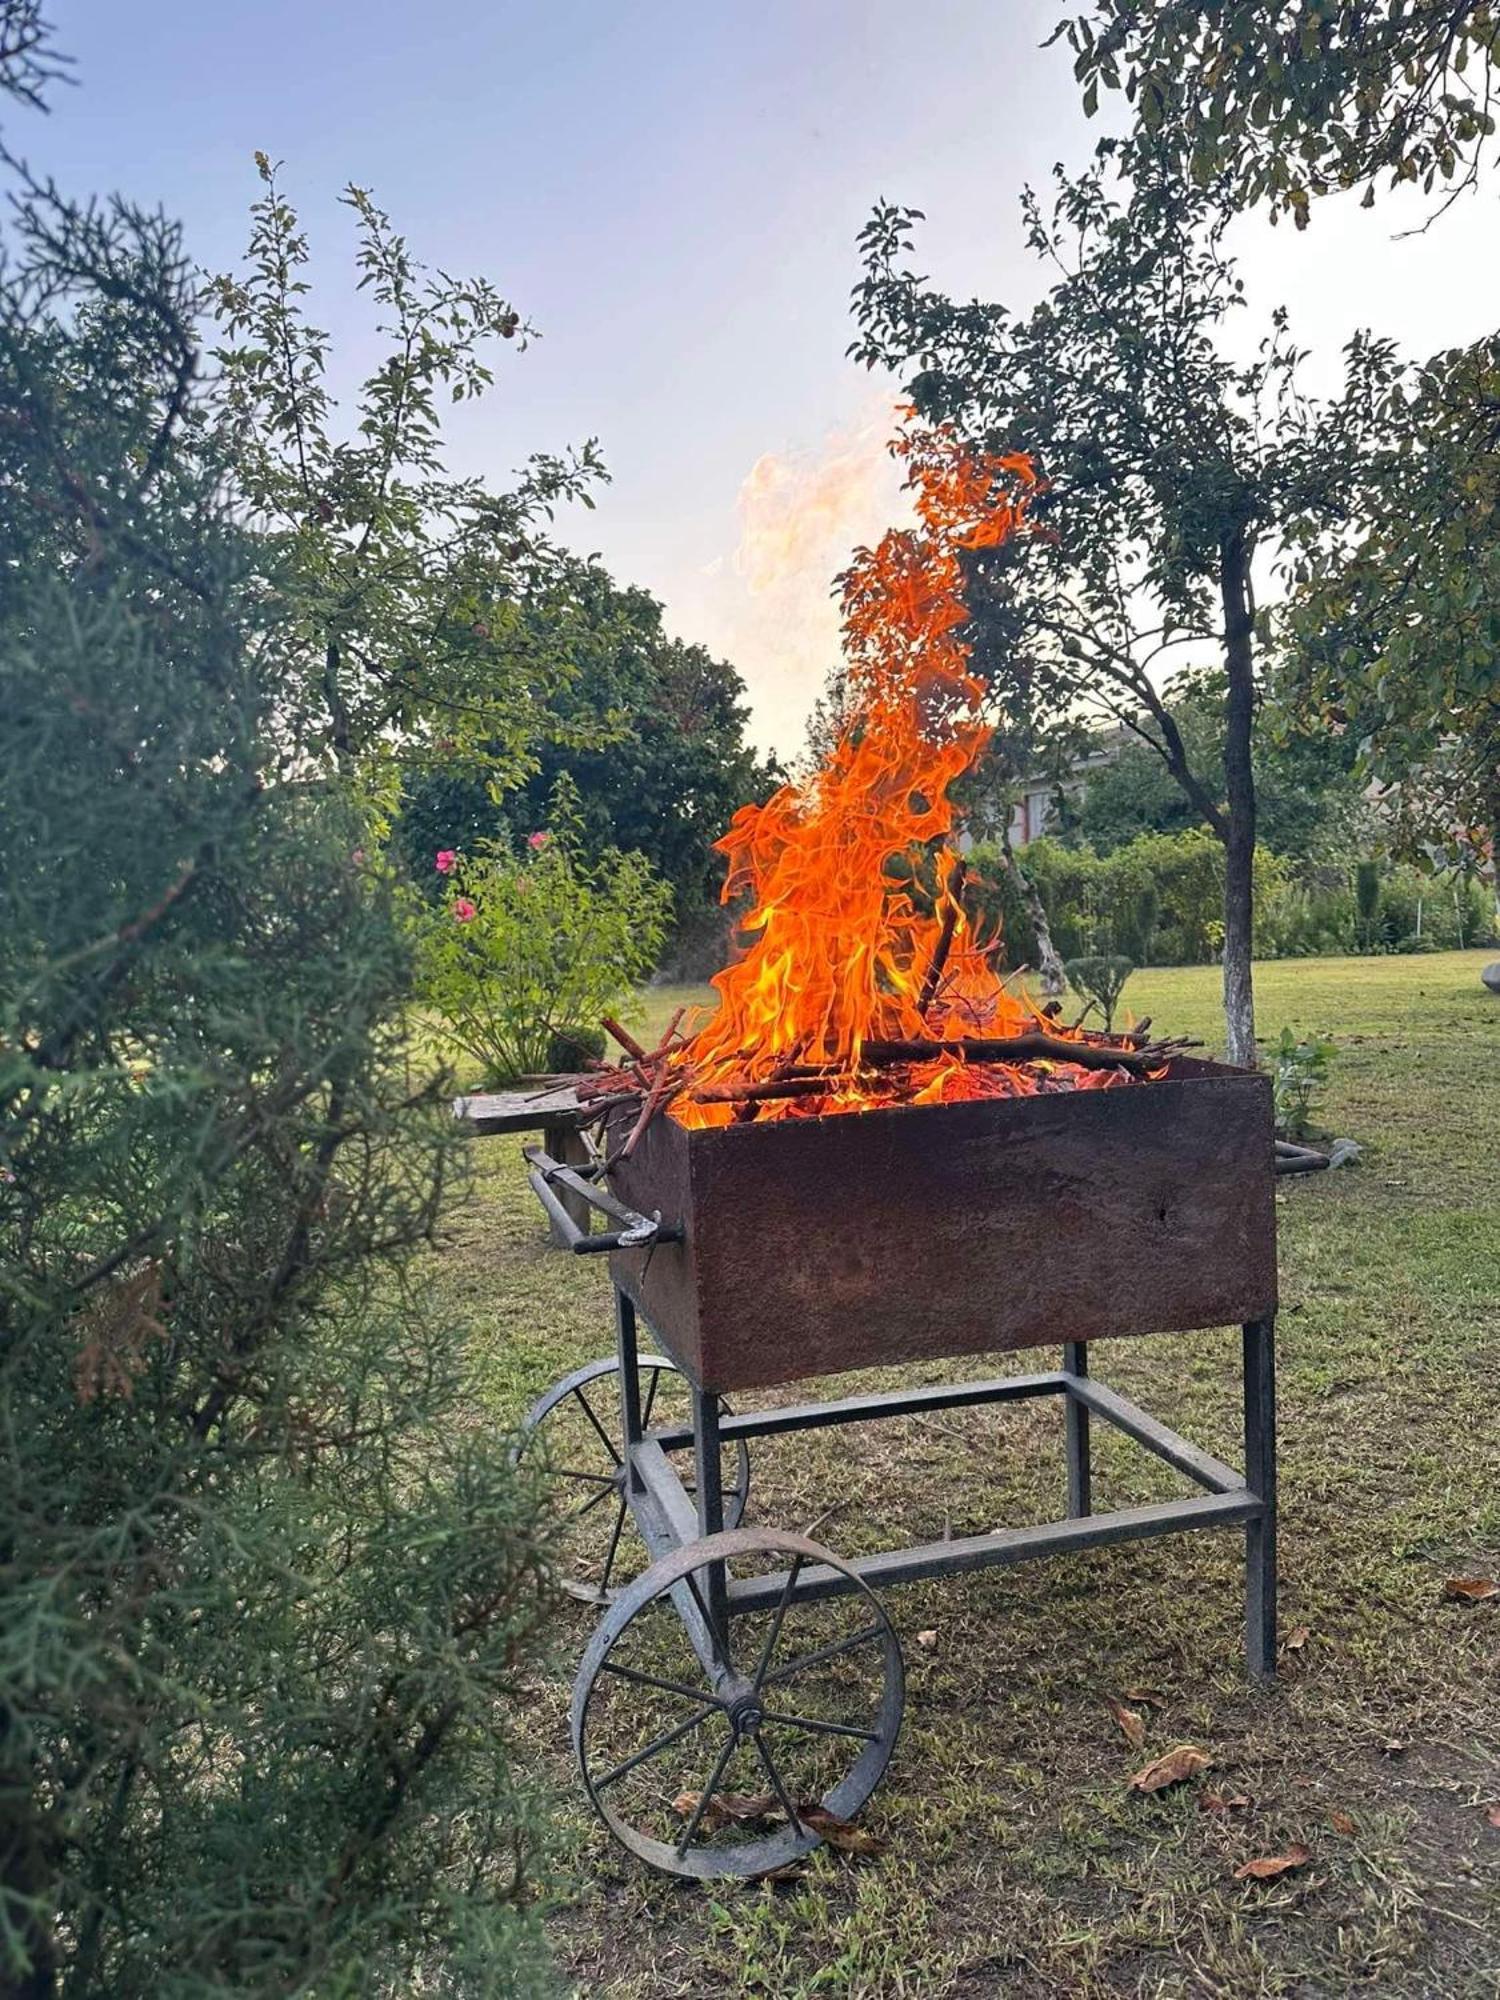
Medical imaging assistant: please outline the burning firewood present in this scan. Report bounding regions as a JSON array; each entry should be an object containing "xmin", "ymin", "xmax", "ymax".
[{"xmin": 570, "ymin": 428, "xmax": 1206, "ymax": 1166}]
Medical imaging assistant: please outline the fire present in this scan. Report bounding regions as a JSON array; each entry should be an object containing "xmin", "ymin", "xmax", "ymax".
[{"xmin": 672, "ymin": 422, "xmax": 1135, "ymax": 1128}]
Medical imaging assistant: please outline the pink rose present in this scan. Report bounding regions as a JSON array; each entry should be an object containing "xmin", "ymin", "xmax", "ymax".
[
  {"xmin": 526, "ymin": 830, "xmax": 550, "ymax": 851},
  {"xmin": 435, "ymin": 849, "xmax": 457, "ymax": 875},
  {"xmin": 452, "ymin": 897, "xmax": 477, "ymax": 923}
]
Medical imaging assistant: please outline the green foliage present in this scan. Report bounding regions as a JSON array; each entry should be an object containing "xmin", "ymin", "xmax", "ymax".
[
  {"xmin": 1063, "ymin": 954, "xmax": 1135, "ymax": 1032},
  {"xmin": 1271, "ymin": 1028, "xmax": 1338, "ymax": 1142},
  {"xmin": 0, "ymin": 31, "xmax": 556, "ymax": 1995},
  {"xmin": 416, "ymin": 778, "xmax": 672, "ymax": 1084},
  {"xmin": 972, "ymin": 829, "xmax": 1304, "ymax": 970},
  {"xmin": 1284, "ymin": 335, "xmax": 1500, "ymax": 882},
  {"xmin": 1055, "ymin": 2, "xmax": 1498, "ymax": 221},
  {"xmin": 396, "ymin": 555, "xmax": 776, "ymax": 943},
  {"xmin": 1077, "ymin": 679, "xmax": 1374, "ymax": 863},
  {"xmin": 209, "ymin": 154, "xmax": 605, "ymax": 810}
]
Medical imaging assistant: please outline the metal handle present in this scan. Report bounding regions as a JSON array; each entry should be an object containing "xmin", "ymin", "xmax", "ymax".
[{"xmin": 523, "ymin": 1144, "xmax": 684, "ymax": 1255}]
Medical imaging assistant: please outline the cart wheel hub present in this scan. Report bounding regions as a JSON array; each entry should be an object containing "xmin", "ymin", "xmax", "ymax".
[{"xmin": 727, "ymin": 1696, "xmax": 764, "ymax": 1738}]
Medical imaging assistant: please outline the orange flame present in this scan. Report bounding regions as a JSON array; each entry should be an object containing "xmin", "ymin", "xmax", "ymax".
[{"xmin": 674, "ymin": 423, "xmax": 1106, "ymax": 1127}]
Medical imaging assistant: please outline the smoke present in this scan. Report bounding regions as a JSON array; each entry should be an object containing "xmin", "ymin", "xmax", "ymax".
[{"xmin": 716, "ymin": 402, "xmax": 911, "ymax": 756}]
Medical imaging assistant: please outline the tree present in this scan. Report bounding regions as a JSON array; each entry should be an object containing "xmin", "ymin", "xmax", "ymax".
[
  {"xmin": 0, "ymin": 14, "xmax": 555, "ymax": 1991},
  {"xmin": 851, "ymin": 164, "xmax": 1342, "ymax": 1063},
  {"xmin": 210, "ymin": 155, "xmax": 605, "ymax": 806},
  {"xmin": 1054, "ymin": 5, "xmax": 1499, "ymax": 920},
  {"xmin": 398, "ymin": 555, "xmax": 778, "ymax": 950},
  {"xmin": 1054, "ymin": 2, "xmax": 1500, "ymax": 224},
  {"xmin": 1284, "ymin": 334, "xmax": 1500, "ymax": 909}
]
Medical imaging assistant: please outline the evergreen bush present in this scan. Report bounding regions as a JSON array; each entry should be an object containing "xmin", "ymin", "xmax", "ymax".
[{"xmin": 0, "ymin": 23, "xmax": 558, "ymax": 1991}]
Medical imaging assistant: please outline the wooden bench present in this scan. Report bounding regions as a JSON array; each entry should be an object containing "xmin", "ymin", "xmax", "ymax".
[{"xmin": 453, "ymin": 1077, "xmax": 593, "ymax": 1242}]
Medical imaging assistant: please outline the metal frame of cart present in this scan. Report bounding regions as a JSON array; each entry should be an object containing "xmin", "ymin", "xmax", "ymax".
[{"xmin": 520, "ymin": 1143, "xmax": 1277, "ymax": 1881}]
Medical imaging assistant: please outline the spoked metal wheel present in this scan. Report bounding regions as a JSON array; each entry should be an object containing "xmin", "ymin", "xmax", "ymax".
[
  {"xmin": 572, "ymin": 1528, "xmax": 904, "ymax": 1879},
  {"xmin": 516, "ymin": 1356, "xmax": 750, "ymax": 1605}
]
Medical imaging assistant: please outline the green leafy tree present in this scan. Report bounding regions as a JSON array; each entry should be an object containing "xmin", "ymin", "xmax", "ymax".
[
  {"xmin": 851, "ymin": 165, "xmax": 1345, "ymax": 1063},
  {"xmin": 1054, "ymin": 2, "xmax": 1500, "ymax": 223},
  {"xmin": 210, "ymin": 154, "xmax": 605, "ymax": 807},
  {"xmin": 0, "ymin": 15, "xmax": 555, "ymax": 1992},
  {"xmin": 1054, "ymin": 7, "xmax": 1499, "ymax": 920},
  {"xmin": 398, "ymin": 556, "xmax": 777, "ymax": 947},
  {"xmin": 1284, "ymin": 336, "xmax": 1500, "ymax": 911}
]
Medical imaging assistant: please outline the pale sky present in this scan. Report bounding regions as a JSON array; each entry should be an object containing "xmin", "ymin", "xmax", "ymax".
[{"xmin": 35, "ymin": 2, "xmax": 1500, "ymax": 757}]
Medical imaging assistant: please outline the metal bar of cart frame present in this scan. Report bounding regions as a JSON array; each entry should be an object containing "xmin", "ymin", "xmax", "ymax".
[{"xmin": 611, "ymin": 1287, "xmax": 1278, "ymax": 1686}]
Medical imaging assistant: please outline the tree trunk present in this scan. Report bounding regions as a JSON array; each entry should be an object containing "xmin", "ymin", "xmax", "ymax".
[
  {"xmin": 1220, "ymin": 533, "xmax": 1258, "ymax": 1069},
  {"xmin": 1001, "ymin": 825, "xmax": 1066, "ymax": 996}
]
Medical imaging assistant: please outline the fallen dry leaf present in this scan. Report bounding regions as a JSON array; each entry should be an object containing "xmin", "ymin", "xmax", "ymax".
[
  {"xmin": 1128, "ymin": 1744, "xmax": 1213, "ymax": 1794},
  {"xmin": 1443, "ymin": 1577, "xmax": 1500, "ymax": 1603},
  {"xmin": 671, "ymin": 1789, "xmax": 778, "ymax": 1829},
  {"xmin": 796, "ymin": 1803, "xmax": 887, "ymax": 1856},
  {"xmin": 1200, "ymin": 1790, "xmax": 1253, "ymax": 1813},
  {"xmin": 1328, "ymin": 1809, "xmax": 1356, "ymax": 1836},
  {"xmin": 1484, "ymin": 1805, "xmax": 1500, "ymax": 1830},
  {"xmin": 915, "ymin": 1629, "xmax": 938, "ymax": 1650},
  {"xmin": 1124, "ymin": 1687, "xmax": 1168, "ymax": 1708},
  {"xmin": 1106, "ymin": 1695, "xmax": 1147, "ymax": 1750},
  {"xmin": 1233, "ymin": 1843, "xmax": 1312, "ymax": 1883},
  {"xmin": 1283, "ymin": 1625, "xmax": 1311, "ymax": 1652}
]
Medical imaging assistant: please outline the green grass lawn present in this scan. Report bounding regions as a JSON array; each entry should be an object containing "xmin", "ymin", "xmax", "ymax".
[{"xmin": 432, "ymin": 952, "xmax": 1500, "ymax": 1997}]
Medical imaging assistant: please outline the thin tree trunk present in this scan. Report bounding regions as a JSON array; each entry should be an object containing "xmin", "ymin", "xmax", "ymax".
[
  {"xmin": 1220, "ymin": 531, "xmax": 1258, "ymax": 1068},
  {"xmin": 1001, "ymin": 823, "xmax": 1066, "ymax": 996}
]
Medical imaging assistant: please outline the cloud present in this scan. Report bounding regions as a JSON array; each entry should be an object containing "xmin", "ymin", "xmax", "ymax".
[{"xmin": 714, "ymin": 401, "xmax": 911, "ymax": 757}]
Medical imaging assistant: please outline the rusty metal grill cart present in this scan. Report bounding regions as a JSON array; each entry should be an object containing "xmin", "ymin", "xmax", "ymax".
[{"xmin": 519, "ymin": 1055, "xmax": 1278, "ymax": 1879}]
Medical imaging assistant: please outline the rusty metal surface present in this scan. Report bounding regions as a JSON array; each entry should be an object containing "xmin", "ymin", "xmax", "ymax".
[{"xmin": 606, "ymin": 1058, "xmax": 1276, "ymax": 1394}]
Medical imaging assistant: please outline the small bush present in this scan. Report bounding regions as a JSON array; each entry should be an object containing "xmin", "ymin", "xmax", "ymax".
[
  {"xmin": 547, "ymin": 1022, "xmax": 607, "ymax": 1070},
  {"xmin": 416, "ymin": 776, "xmax": 672, "ymax": 1084},
  {"xmin": 1271, "ymin": 1028, "xmax": 1338, "ymax": 1140},
  {"xmin": 1063, "ymin": 954, "xmax": 1135, "ymax": 1032}
]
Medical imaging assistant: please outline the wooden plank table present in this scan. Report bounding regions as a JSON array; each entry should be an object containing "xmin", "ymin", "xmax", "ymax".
[{"xmin": 453, "ymin": 1076, "xmax": 593, "ymax": 1242}]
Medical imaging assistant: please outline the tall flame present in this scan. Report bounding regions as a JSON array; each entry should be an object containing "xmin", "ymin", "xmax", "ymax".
[{"xmin": 675, "ymin": 423, "xmax": 1096, "ymax": 1128}]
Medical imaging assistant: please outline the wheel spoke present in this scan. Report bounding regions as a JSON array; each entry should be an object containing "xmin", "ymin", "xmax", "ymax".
[
  {"xmin": 753, "ymin": 1734, "xmax": 803, "ymax": 1833},
  {"xmin": 567, "ymin": 1481, "xmax": 619, "ymax": 1525},
  {"xmin": 764, "ymin": 1708, "xmax": 879, "ymax": 1743},
  {"xmin": 751, "ymin": 1555, "xmax": 802, "ymax": 1692},
  {"xmin": 640, "ymin": 1366, "xmax": 663, "ymax": 1432},
  {"xmin": 597, "ymin": 1657, "xmax": 717, "ymax": 1705},
  {"xmin": 592, "ymin": 1703, "xmax": 718, "ymax": 1792},
  {"xmin": 555, "ymin": 1468, "xmax": 616, "ymax": 1488},
  {"xmin": 675, "ymin": 1728, "xmax": 739, "ymax": 1856},
  {"xmin": 683, "ymin": 1569, "xmax": 731, "ymax": 1674},
  {"xmin": 762, "ymin": 1622, "xmax": 884, "ymax": 1689},
  {"xmin": 598, "ymin": 1500, "xmax": 630, "ymax": 1593},
  {"xmin": 571, "ymin": 1386, "xmax": 621, "ymax": 1466}
]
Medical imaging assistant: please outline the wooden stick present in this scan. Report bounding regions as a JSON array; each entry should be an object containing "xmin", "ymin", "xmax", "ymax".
[
  {"xmin": 618, "ymin": 1069, "xmax": 682, "ymax": 1160},
  {"xmin": 601, "ymin": 1015, "xmax": 648, "ymax": 1063},
  {"xmin": 918, "ymin": 857, "xmax": 967, "ymax": 1015},
  {"xmin": 861, "ymin": 1033, "xmax": 1158, "ymax": 1075}
]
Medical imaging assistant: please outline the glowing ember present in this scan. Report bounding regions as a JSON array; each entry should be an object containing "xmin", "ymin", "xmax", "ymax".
[{"xmin": 666, "ymin": 421, "xmax": 1154, "ymax": 1129}]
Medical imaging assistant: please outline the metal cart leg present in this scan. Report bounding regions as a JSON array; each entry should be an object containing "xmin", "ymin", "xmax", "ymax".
[
  {"xmin": 692, "ymin": 1385, "xmax": 731, "ymax": 1648},
  {"xmin": 1063, "ymin": 1340, "xmax": 1091, "ymax": 1518},
  {"xmin": 1242, "ymin": 1316, "xmax": 1277, "ymax": 1683},
  {"xmin": 615, "ymin": 1290, "xmax": 643, "ymax": 1486}
]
